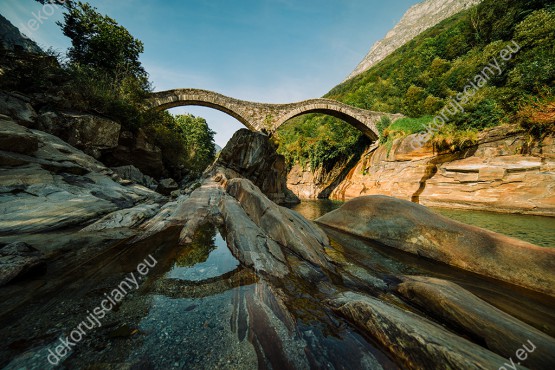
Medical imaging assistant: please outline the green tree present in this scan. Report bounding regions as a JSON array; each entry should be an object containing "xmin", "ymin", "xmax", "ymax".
[
  {"xmin": 175, "ymin": 114, "xmax": 217, "ymax": 174},
  {"xmin": 58, "ymin": 2, "xmax": 148, "ymax": 88}
]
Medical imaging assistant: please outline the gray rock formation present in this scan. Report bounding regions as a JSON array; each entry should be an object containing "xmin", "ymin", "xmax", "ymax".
[
  {"xmin": 80, "ymin": 204, "xmax": 162, "ymax": 232},
  {"xmin": 211, "ymin": 128, "xmax": 299, "ymax": 204},
  {"xmin": 111, "ymin": 165, "xmax": 158, "ymax": 189},
  {"xmin": 396, "ymin": 276, "xmax": 555, "ymax": 368},
  {"xmin": 0, "ymin": 115, "xmax": 164, "ymax": 234},
  {"xmin": 329, "ymin": 291, "xmax": 513, "ymax": 370},
  {"xmin": 0, "ymin": 241, "xmax": 46, "ymax": 286},
  {"xmin": 0, "ymin": 91, "xmax": 38, "ymax": 126},
  {"xmin": 316, "ymin": 195, "xmax": 555, "ymax": 297},
  {"xmin": 156, "ymin": 178, "xmax": 179, "ymax": 195},
  {"xmin": 103, "ymin": 128, "xmax": 166, "ymax": 179},
  {"xmin": 346, "ymin": 0, "xmax": 483, "ymax": 80},
  {"xmin": 0, "ymin": 14, "xmax": 42, "ymax": 54}
]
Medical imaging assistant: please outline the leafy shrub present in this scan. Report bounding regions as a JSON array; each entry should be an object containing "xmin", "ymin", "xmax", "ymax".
[{"xmin": 516, "ymin": 94, "xmax": 555, "ymax": 138}]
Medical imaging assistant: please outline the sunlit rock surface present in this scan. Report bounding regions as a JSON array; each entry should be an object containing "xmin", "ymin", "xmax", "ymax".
[
  {"xmin": 317, "ymin": 195, "xmax": 555, "ymax": 296},
  {"xmin": 328, "ymin": 127, "xmax": 555, "ymax": 216}
]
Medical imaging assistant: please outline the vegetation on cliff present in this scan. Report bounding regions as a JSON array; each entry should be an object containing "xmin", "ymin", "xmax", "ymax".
[{"xmin": 277, "ymin": 0, "xmax": 555, "ymax": 167}]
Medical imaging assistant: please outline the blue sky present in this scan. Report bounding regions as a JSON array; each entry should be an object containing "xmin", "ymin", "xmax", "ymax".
[{"xmin": 1, "ymin": 0, "xmax": 419, "ymax": 147}]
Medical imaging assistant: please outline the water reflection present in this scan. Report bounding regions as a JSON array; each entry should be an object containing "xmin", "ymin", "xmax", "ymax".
[
  {"xmin": 132, "ymin": 222, "xmax": 396, "ymax": 369},
  {"xmin": 167, "ymin": 227, "xmax": 239, "ymax": 281}
]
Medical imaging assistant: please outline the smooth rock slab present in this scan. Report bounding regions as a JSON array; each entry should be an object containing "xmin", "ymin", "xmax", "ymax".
[
  {"xmin": 317, "ymin": 195, "xmax": 555, "ymax": 297},
  {"xmin": 329, "ymin": 291, "xmax": 519, "ymax": 370},
  {"xmin": 226, "ymin": 178, "xmax": 332, "ymax": 270},
  {"xmin": 396, "ymin": 276, "xmax": 555, "ymax": 369},
  {"xmin": 80, "ymin": 203, "xmax": 162, "ymax": 231}
]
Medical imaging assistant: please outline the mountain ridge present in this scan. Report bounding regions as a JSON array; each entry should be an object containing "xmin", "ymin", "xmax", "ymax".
[{"xmin": 346, "ymin": 0, "xmax": 483, "ymax": 81}]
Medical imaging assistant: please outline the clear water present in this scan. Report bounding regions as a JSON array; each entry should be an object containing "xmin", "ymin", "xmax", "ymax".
[
  {"xmin": 2, "ymin": 204, "xmax": 554, "ymax": 369},
  {"xmin": 166, "ymin": 231, "xmax": 239, "ymax": 281},
  {"xmin": 431, "ymin": 207, "xmax": 555, "ymax": 248},
  {"xmin": 289, "ymin": 200, "xmax": 555, "ymax": 247}
]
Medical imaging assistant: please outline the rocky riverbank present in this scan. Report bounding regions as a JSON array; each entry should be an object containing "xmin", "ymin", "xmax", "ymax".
[
  {"xmin": 2, "ymin": 125, "xmax": 555, "ymax": 369},
  {"xmin": 288, "ymin": 125, "xmax": 555, "ymax": 216}
]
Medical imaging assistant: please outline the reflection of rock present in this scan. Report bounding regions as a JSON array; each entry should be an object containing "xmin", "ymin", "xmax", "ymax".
[
  {"xmin": 396, "ymin": 276, "xmax": 555, "ymax": 369},
  {"xmin": 174, "ymin": 223, "xmax": 217, "ymax": 267},
  {"xmin": 0, "ymin": 116, "xmax": 163, "ymax": 234},
  {"xmin": 212, "ymin": 129, "xmax": 299, "ymax": 204},
  {"xmin": 152, "ymin": 267, "xmax": 257, "ymax": 298},
  {"xmin": 329, "ymin": 291, "xmax": 509, "ymax": 370},
  {"xmin": 317, "ymin": 195, "xmax": 555, "ymax": 297},
  {"xmin": 0, "ymin": 242, "xmax": 46, "ymax": 286}
]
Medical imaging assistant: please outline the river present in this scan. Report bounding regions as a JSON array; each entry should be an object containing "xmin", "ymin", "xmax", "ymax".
[{"xmin": 1, "ymin": 201, "xmax": 554, "ymax": 369}]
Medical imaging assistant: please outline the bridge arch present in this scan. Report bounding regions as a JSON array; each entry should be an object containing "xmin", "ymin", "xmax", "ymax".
[
  {"xmin": 273, "ymin": 100, "xmax": 380, "ymax": 141},
  {"xmin": 146, "ymin": 89, "xmax": 400, "ymax": 139},
  {"xmin": 146, "ymin": 89, "xmax": 258, "ymax": 131}
]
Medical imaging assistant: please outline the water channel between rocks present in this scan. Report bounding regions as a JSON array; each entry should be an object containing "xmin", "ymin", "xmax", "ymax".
[{"xmin": 1, "ymin": 201, "xmax": 554, "ymax": 369}]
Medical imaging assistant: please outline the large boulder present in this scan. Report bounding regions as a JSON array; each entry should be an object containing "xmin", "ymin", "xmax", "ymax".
[
  {"xmin": 213, "ymin": 129, "xmax": 299, "ymax": 204},
  {"xmin": 226, "ymin": 178, "xmax": 331, "ymax": 270},
  {"xmin": 35, "ymin": 111, "xmax": 122, "ymax": 159},
  {"xmin": 0, "ymin": 91, "xmax": 37, "ymax": 126},
  {"xmin": 102, "ymin": 128, "xmax": 166, "ymax": 178},
  {"xmin": 111, "ymin": 165, "xmax": 158, "ymax": 189},
  {"xmin": 60, "ymin": 113, "xmax": 121, "ymax": 158},
  {"xmin": 396, "ymin": 276, "xmax": 555, "ymax": 368},
  {"xmin": 0, "ymin": 114, "xmax": 39, "ymax": 154},
  {"xmin": 0, "ymin": 242, "xmax": 46, "ymax": 286},
  {"xmin": 156, "ymin": 178, "xmax": 179, "ymax": 195},
  {"xmin": 317, "ymin": 195, "xmax": 555, "ymax": 296}
]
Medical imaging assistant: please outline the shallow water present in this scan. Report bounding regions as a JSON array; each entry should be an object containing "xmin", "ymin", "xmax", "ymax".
[
  {"xmin": 432, "ymin": 207, "xmax": 555, "ymax": 248},
  {"xmin": 1, "ymin": 203, "xmax": 554, "ymax": 369},
  {"xmin": 289, "ymin": 200, "xmax": 555, "ymax": 247},
  {"xmin": 0, "ymin": 223, "xmax": 399, "ymax": 369}
]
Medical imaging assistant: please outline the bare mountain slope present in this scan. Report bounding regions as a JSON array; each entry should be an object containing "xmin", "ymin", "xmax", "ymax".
[{"xmin": 346, "ymin": 0, "xmax": 483, "ymax": 81}]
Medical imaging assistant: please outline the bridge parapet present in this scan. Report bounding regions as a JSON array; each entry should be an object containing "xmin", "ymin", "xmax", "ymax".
[{"xmin": 146, "ymin": 89, "xmax": 403, "ymax": 139}]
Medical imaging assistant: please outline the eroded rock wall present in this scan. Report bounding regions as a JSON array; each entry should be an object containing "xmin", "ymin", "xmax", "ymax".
[{"xmin": 325, "ymin": 126, "xmax": 555, "ymax": 216}]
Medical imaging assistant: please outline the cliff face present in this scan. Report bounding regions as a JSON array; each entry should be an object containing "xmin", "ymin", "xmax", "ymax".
[
  {"xmin": 346, "ymin": 0, "xmax": 483, "ymax": 80},
  {"xmin": 326, "ymin": 127, "xmax": 555, "ymax": 216},
  {"xmin": 0, "ymin": 14, "xmax": 42, "ymax": 54}
]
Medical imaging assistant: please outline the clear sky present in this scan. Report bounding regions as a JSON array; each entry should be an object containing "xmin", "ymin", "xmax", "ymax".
[{"xmin": 1, "ymin": 0, "xmax": 419, "ymax": 147}]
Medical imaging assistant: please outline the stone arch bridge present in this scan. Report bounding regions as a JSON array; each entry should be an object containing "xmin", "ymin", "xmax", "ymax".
[{"xmin": 146, "ymin": 88, "xmax": 402, "ymax": 139}]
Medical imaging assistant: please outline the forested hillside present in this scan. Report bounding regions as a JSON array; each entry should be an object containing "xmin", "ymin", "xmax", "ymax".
[{"xmin": 277, "ymin": 0, "xmax": 555, "ymax": 168}]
